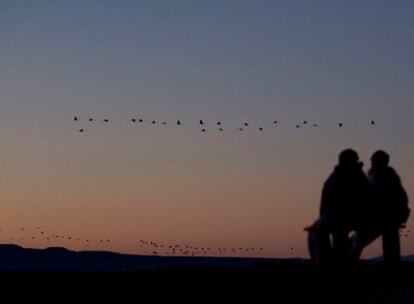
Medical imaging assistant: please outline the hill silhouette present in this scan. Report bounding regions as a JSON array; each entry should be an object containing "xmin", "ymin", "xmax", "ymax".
[
  {"xmin": 0, "ymin": 244, "xmax": 308, "ymax": 272},
  {"xmin": 2, "ymin": 243, "xmax": 414, "ymax": 273}
]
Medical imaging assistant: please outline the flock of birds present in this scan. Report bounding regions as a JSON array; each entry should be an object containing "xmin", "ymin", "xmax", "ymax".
[
  {"xmin": 0, "ymin": 226, "xmax": 271, "ymax": 257},
  {"xmin": 136, "ymin": 239, "xmax": 268, "ymax": 256},
  {"xmin": 73, "ymin": 116, "xmax": 379, "ymax": 133},
  {"xmin": 1, "ymin": 224, "xmax": 412, "ymax": 257},
  {"xmin": 2, "ymin": 226, "xmax": 111, "ymax": 244}
]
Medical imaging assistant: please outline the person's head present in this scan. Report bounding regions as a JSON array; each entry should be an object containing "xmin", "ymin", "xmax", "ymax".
[
  {"xmin": 371, "ymin": 150, "xmax": 390, "ymax": 168},
  {"xmin": 338, "ymin": 149, "xmax": 360, "ymax": 167}
]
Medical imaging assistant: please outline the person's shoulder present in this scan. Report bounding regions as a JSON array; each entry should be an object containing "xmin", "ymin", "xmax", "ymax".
[
  {"xmin": 324, "ymin": 171, "xmax": 337, "ymax": 185},
  {"xmin": 386, "ymin": 167, "xmax": 401, "ymax": 181},
  {"xmin": 387, "ymin": 166, "xmax": 398, "ymax": 175}
]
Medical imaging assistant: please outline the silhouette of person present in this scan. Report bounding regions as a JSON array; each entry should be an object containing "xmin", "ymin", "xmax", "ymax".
[
  {"xmin": 307, "ymin": 149, "xmax": 371, "ymax": 272},
  {"xmin": 350, "ymin": 150, "xmax": 410, "ymax": 267}
]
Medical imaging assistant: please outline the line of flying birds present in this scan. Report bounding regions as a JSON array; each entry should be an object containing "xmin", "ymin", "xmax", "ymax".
[
  {"xmin": 137, "ymin": 239, "xmax": 266, "ymax": 257},
  {"xmin": 73, "ymin": 116, "xmax": 378, "ymax": 133},
  {"xmin": 2, "ymin": 225, "xmax": 411, "ymax": 257},
  {"xmin": 3, "ymin": 226, "xmax": 111, "ymax": 244},
  {"xmin": 0, "ymin": 225, "xmax": 275, "ymax": 257}
]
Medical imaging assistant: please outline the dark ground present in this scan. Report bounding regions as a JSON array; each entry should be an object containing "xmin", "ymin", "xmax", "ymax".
[
  {"xmin": 1, "ymin": 244, "xmax": 414, "ymax": 302},
  {"xmin": 2, "ymin": 263, "xmax": 414, "ymax": 303}
]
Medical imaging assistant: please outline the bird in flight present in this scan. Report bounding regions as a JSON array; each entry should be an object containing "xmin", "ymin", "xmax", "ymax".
[
  {"xmin": 103, "ymin": 119, "xmax": 109, "ymax": 122},
  {"xmin": 177, "ymin": 120, "xmax": 181, "ymax": 125},
  {"xmin": 130, "ymin": 118, "xmax": 137, "ymax": 123},
  {"xmin": 89, "ymin": 118, "xmax": 94, "ymax": 122},
  {"xmin": 371, "ymin": 120, "xmax": 376, "ymax": 125},
  {"xmin": 259, "ymin": 127, "xmax": 263, "ymax": 131},
  {"xmin": 199, "ymin": 119, "xmax": 204, "ymax": 125},
  {"xmin": 338, "ymin": 123, "xmax": 343, "ymax": 128},
  {"xmin": 79, "ymin": 129, "xmax": 85, "ymax": 133},
  {"xmin": 73, "ymin": 116, "xmax": 78, "ymax": 121}
]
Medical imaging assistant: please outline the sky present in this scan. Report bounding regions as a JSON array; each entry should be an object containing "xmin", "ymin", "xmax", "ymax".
[{"xmin": 0, "ymin": 0, "xmax": 413, "ymax": 258}]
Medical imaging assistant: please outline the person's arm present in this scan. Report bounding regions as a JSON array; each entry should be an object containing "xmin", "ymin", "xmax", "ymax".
[{"xmin": 320, "ymin": 179, "xmax": 333, "ymax": 217}]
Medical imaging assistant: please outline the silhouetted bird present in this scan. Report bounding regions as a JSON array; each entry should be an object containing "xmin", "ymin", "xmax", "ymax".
[
  {"xmin": 312, "ymin": 124, "xmax": 319, "ymax": 127},
  {"xmin": 244, "ymin": 122, "xmax": 249, "ymax": 127},
  {"xmin": 338, "ymin": 123, "xmax": 343, "ymax": 128},
  {"xmin": 103, "ymin": 119, "xmax": 109, "ymax": 122},
  {"xmin": 162, "ymin": 122, "xmax": 167, "ymax": 125},
  {"xmin": 295, "ymin": 125, "xmax": 301, "ymax": 128},
  {"xmin": 73, "ymin": 117, "xmax": 78, "ymax": 121},
  {"xmin": 239, "ymin": 128, "xmax": 244, "ymax": 131},
  {"xmin": 259, "ymin": 127, "xmax": 263, "ymax": 131},
  {"xmin": 201, "ymin": 129, "xmax": 206, "ymax": 132},
  {"xmin": 89, "ymin": 118, "xmax": 94, "ymax": 122},
  {"xmin": 273, "ymin": 121, "xmax": 278, "ymax": 124},
  {"xmin": 371, "ymin": 120, "xmax": 376, "ymax": 125},
  {"xmin": 218, "ymin": 128, "xmax": 223, "ymax": 132},
  {"xmin": 199, "ymin": 119, "xmax": 204, "ymax": 125},
  {"xmin": 79, "ymin": 129, "xmax": 85, "ymax": 133},
  {"xmin": 130, "ymin": 118, "xmax": 136, "ymax": 123},
  {"xmin": 152, "ymin": 120, "xmax": 156, "ymax": 124},
  {"xmin": 217, "ymin": 121, "xmax": 221, "ymax": 125},
  {"xmin": 177, "ymin": 120, "xmax": 181, "ymax": 125},
  {"xmin": 139, "ymin": 119, "xmax": 144, "ymax": 123},
  {"xmin": 303, "ymin": 121, "xmax": 308, "ymax": 124}
]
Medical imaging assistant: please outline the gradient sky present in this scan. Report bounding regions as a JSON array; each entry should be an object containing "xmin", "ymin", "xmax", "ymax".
[{"xmin": 0, "ymin": 0, "xmax": 413, "ymax": 258}]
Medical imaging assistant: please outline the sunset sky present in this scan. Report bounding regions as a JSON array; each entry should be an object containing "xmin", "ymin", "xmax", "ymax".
[{"xmin": 0, "ymin": 0, "xmax": 413, "ymax": 258}]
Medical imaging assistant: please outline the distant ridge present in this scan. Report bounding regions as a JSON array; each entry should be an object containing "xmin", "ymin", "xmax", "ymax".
[
  {"xmin": 1, "ymin": 244, "xmax": 413, "ymax": 273},
  {"xmin": 0, "ymin": 244, "xmax": 308, "ymax": 272}
]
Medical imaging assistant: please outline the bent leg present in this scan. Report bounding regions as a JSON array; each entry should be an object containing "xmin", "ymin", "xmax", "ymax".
[
  {"xmin": 332, "ymin": 230, "xmax": 352, "ymax": 269},
  {"xmin": 308, "ymin": 230, "xmax": 332, "ymax": 273},
  {"xmin": 382, "ymin": 228, "xmax": 401, "ymax": 268},
  {"xmin": 349, "ymin": 230, "xmax": 381, "ymax": 263}
]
